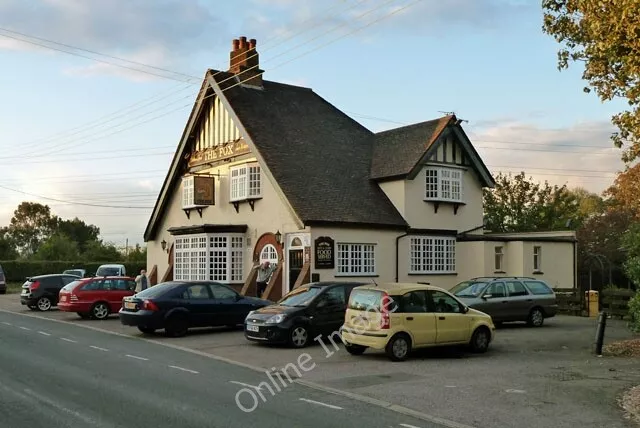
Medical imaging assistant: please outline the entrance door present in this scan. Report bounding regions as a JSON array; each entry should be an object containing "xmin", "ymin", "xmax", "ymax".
[{"xmin": 288, "ymin": 249, "xmax": 304, "ymax": 292}]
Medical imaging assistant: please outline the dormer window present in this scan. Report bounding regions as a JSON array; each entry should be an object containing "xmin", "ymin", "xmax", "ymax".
[
  {"xmin": 425, "ymin": 166, "xmax": 463, "ymax": 203},
  {"xmin": 230, "ymin": 162, "xmax": 262, "ymax": 202}
]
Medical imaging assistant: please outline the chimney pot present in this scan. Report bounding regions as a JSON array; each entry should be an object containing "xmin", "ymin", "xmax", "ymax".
[
  {"xmin": 232, "ymin": 39, "xmax": 239, "ymax": 50},
  {"xmin": 249, "ymin": 39, "xmax": 257, "ymax": 49},
  {"xmin": 239, "ymin": 36, "xmax": 247, "ymax": 48}
]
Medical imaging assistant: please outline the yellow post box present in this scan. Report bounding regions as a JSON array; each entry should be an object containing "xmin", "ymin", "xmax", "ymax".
[{"xmin": 585, "ymin": 290, "xmax": 599, "ymax": 318}]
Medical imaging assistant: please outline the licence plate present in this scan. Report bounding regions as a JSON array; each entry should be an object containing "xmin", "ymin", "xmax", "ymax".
[
  {"xmin": 124, "ymin": 301, "xmax": 137, "ymax": 310},
  {"xmin": 246, "ymin": 324, "xmax": 259, "ymax": 332},
  {"xmin": 21, "ymin": 290, "xmax": 29, "ymax": 296}
]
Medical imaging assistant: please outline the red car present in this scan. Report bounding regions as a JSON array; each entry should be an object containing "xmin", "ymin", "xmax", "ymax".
[{"xmin": 58, "ymin": 276, "xmax": 136, "ymax": 320}]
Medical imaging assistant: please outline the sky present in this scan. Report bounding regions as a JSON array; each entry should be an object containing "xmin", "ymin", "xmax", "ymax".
[{"xmin": 0, "ymin": 0, "xmax": 631, "ymax": 247}]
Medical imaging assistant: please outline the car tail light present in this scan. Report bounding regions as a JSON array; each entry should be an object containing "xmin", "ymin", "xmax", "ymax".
[
  {"xmin": 143, "ymin": 300, "xmax": 159, "ymax": 311},
  {"xmin": 29, "ymin": 281, "xmax": 40, "ymax": 291},
  {"xmin": 380, "ymin": 292, "xmax": 391, "ymax": 329}
]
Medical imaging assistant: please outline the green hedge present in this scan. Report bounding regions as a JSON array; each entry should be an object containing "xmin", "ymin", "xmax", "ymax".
[
  {"xmin": 0, "ymin": 261, "xmax": 146, "ymax": 282},
  {"xmin": 629, "ymin": 292, "xmax": 640, "ymax": 333}
]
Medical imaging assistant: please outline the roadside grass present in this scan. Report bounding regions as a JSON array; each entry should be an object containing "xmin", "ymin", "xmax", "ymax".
[{"xmin": 5, "ymin": 282, "xmax": 22, "ymax": 294}]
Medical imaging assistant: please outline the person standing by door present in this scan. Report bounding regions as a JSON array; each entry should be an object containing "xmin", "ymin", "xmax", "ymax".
[
  {"xmin": 253, "ymin": 261, "xmax": 277, "ymax": 298},
  {"xmin": 135, "ymin": 269, "xmax": 149, "ymax": 293}
]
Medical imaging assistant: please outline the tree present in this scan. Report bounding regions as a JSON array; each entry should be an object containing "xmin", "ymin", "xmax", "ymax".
[
  {"xmin": 603, "ymin": 163, "xmax": 640, "ymax": 219},
  {"xmin": 125, "ymin": 244, "xmax": 147, "ymax": 263},
  {"xmin": 576, "ymin": 208, "xmax": 635, "ymax": 271},
  {"xmin": 542, "ymin": 0, "xmax": 640, "ymax": 163},
  {"xmin": 83, "ymin": 240, "xmax": 122, "ymax": 262},
  {"xmin": 483, "ymin": 172, "xmax": 580, "ymax": 233},
  {"xmin": 33, "ymin": 233, "xmax": 80, "ymax": 261},
  {"xmin": 8, "ymin": 202, "xmax": 57, "ymax": 256},
  {"xmin": 53, "ymin": 217, "xmax": 100, "ymax": 253},
  {"xmin": 566, "ymin": 187, "xmax": 606, "ymax": 227},
  {"xmin": 0, "ymin": 227, "xmax": 18, "ymax": 260}
]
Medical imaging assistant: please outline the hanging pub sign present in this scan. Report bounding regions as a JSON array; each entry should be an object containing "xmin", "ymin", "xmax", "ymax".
[
  {"xmin": 193, "ymin": 176, "xmax": 215, "ymax": 205},
  {"xmin": 314, "ymin": 236, "xmax": 334, "ymax": 269},
  {"xmin": 188, "ymin": 139, "xmax": 250, "ymax": 167}
]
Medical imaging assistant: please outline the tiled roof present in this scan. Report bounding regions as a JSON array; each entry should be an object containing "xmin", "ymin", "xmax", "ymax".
[
  {"xmin": 370, "ymin": 116, "xmax": 453, "ymax": 180},
  {"xmin": 212, "ymin": 71, "xmax": 408, "ymax": 228}
]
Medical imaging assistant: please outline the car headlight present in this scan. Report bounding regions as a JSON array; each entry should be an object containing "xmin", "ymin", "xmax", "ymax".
[
  {"xmin": 265, "ymin": 314, "xmax": 286, "ymax": 324},
  {"xmin": 245, "ymin": 310, "xmax": 257, "ymax": 321}
]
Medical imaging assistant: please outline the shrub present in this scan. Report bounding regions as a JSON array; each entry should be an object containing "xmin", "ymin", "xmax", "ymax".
[
  {"xmin": 628, "ymin": 292, "xmax": 640, "ymax": 333},
  {"xmin": 0, "ymin": 261, "xmax": 146, "ymax": 282}
]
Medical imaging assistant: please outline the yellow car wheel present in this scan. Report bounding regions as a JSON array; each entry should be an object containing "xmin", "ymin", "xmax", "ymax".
[{"xmin": 385, "ymin": 333, "xmax": 411, "ymax": 362}]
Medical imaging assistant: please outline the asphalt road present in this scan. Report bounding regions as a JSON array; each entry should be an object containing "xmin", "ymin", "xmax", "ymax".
[{"xmin": 0, "ymin": 312, "xmax": 450, "ymax": 428}]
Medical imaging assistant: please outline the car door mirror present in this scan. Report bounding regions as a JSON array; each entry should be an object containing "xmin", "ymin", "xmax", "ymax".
[
  {"xmin": 482, "ymin": 294, "xmax": 492, "ymax": 300},
  {"xmin": 463, "ymin": 305, "xmax": 469, "ymax": 313}
]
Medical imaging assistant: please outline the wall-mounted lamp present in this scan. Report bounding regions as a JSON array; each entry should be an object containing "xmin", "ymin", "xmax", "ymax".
[
  {"xmin": 274, "ymin": 230, "xmax": 282, "ymax": 244},
  {"xmin": 161, "ymin": 239, "xmax": 167, "ymax": 251}
]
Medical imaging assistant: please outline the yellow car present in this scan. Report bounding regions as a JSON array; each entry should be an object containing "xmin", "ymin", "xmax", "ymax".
[{"xmin": 339, "ymin": 282, "xmax": 495, "ymax": 361}]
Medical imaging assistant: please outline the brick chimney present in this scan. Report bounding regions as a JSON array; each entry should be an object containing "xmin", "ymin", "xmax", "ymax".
[{"xmin": 229, "ymin": 36, "xmax": 263, "ymax": 87}]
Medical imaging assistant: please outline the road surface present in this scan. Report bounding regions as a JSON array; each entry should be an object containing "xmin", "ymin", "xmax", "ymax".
[{"xmin": 0, "ymin": 311, "xmax": 452, "ymax": 428}]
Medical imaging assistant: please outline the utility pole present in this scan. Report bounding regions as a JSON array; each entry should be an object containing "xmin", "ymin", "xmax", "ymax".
[{"xmin": 125, "ymin": 238, "xmax": 129, "ymax": 258}]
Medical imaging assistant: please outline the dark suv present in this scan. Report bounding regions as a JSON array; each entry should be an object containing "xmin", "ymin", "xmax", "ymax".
[
  {"xmin": 0, "ymin": 264, "xmax": 6, "ymax": 295},
  {"xmin": 244, "ymin": 281, "xmax": 367, "ymax": 348},
  {"xmin": 450, "ymin": 276, "xmax": 558, "ymax": 327},
  {"xmin": 20, "ymin": 274, "xmax": 81, "ymax": 311}
]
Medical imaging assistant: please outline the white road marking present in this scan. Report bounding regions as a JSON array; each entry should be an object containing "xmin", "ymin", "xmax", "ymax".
[
  {"xmin": 89, "ymin": 345, "xmax": 109, "ymax": 352},
  {"xmin": 169, "ymin": 365, "xmax": 199, "ymax": 374},
  {"xmin": 125, "ymin": 354, "xmax": 149, "ymax": 361},
  {"xmin": 19, "ymin": 326, "xmax": 30, "ymax": 331},
  {"xmin": 505, "ymin": 389, "xmax": 526, "ymax": 394},
  {"xmin": 400, "ymin": 424, "xmax": 422, "ymax": 428},
  {"xmin": 1, "ymin": 321, "xmax": 11, "ymax": 326},
  {"xmin": 299, "ymin": 398, "xmax": 343, "ymax": 410},
  {"xmin": 61, "ymin": 338, "xmax": 77, "ymax": 343},
  {"xmin": 22, "ymin": 388, "xmax": 98, "ymax": 426},
  {"xmin": 445, "ymin": 385, "xmax": 457, "ymax": 388},
  {"xmin": 38, "ymin": 331, "xmax": 51, "ymax": 336},
  {"xmin": 230, "ymin": 381, "xmax": 264, "ymax": 390}
]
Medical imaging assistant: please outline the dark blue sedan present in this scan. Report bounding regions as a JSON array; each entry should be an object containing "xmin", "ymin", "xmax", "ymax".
[{"xmin": 119, "ymin": 281, "xmax": 272, "ymax": 337}]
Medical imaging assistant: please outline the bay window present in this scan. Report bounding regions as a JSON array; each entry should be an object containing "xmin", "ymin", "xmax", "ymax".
[
  {"xmin": 173, "ymin": 234, "xmax": 244, "ymax": 284},
  {"xmin": 230, "ymin": 162, "xmax": 261, "ymax": 202},
  {"xmin": 409, "ymin": 236, "xmax": 456, "ymax": 274}
]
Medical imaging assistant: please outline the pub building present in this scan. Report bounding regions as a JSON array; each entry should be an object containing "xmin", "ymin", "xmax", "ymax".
[{"xmin": 143, "ymin": 36, "xmax": 577, "ymax": 301}]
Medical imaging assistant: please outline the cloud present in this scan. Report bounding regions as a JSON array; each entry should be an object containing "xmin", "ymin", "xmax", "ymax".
[
  {"xmin": 466, "ymin": 119, "xmax": 627, "ymax": 194},
  {"xmin": 0, "ymin": 172, "xmax": 159, "ymax": 246},
  {"xmin": 0, "ymin": 0, "xmax": 230, "ymax": 81}
]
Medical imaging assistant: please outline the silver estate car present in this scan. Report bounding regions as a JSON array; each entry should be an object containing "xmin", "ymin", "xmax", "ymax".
[{"xmin": 450, "ymin": 277, "xmax": 558, "ymax": 327}]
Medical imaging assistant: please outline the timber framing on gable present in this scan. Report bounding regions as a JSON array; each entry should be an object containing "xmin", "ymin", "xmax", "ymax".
[
  {"xmin": 143, "ymin": 70, "xmax": 305, "ymax": 242},
  {"xmin": 407, "ymin": 123, "xmax": 495, "ymax": 188}
]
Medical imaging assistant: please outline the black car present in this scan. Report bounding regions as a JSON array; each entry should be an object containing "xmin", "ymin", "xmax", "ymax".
[
  {"xmin": 119, "ymin": 281, "xmax": 272, "ymax": 337},
  {"xmin": 244, "ymin": 281, "xmax": 367, "ymax": 348},
  {"xmin": 20, "ymin": 274, "xmax": 81, "ymax": 311}
]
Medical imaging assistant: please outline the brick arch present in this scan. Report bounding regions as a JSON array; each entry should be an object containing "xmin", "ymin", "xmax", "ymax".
[{"xmin": 253, "ymin": 233, "xmax": 283, "ymax": 263}]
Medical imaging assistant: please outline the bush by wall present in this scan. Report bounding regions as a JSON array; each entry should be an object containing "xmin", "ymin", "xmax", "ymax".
[
  {"xmin": 629, "ymin": 292, "xmax": 640, "ymax": 333},
  {"xmin": 0, "ymin": 261, "xmax": 146, "ymax": 282}
]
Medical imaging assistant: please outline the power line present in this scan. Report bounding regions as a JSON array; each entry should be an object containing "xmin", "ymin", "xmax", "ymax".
[
  {"xmin": 0, "ymin": 0, "xmax": 373, "ymax": 156},
  {"xmin": 0, "ymin": 183, "xmax": 154, "ymax": 209},
  {"xmin": 6, "ymin": 0, "xmax": 403, "ymax": 158}
]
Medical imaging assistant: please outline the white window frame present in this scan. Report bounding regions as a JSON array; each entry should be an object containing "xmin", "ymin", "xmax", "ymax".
[
  {"xmin": 182, "ymin": 176, "xmax": 195, "ymax": 209},
  {"xmin": 230, "ymin": 162, "xmax": 261, "ymax": 202},
  {"xmin": 336, "ymin": 243, "xmax": 376, "ymax": 276},
  {"xmin": 494, "ymin": 246, "xmax": 504, "ymax": 271},
  {"xmin": 173, "ymin": 233, "xmax": 245, "ymax": 284},
  {"xmin": 260, "ymin": 244, "xmax": 278, "ymax": 264},
  {"xmin": 424, "ymin": 166, "xmax": 463, "ymax": 203},
  {"xmin": 409, "ymin": 236, "xmax": 456, "ymax": 274},
  {"xmin": 533, "ymin": 246, "xmax": 542, "ymax": 272}
]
